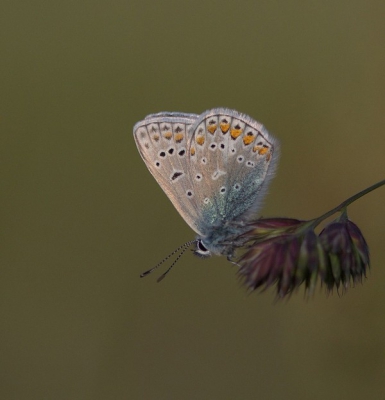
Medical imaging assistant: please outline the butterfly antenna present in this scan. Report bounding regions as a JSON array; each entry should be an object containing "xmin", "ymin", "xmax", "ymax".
[
  {"xmin": 156, "ymin": 243, "xmax": 193, "ymax": 282},
  {"xmin": 140, "ymin": 240, "xmax": 196, "ymax": 278}
]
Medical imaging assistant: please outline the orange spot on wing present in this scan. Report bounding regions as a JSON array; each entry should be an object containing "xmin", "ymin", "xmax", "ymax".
[
  {"xmin": 258, "ymin": 147, "xmax": 269, "ymax": 155},
  {"xmin": 196, "ymin": 136, "xmax": 205, "ymax": 145},
  {"xmin": 230, "ymin": 128, "xmax": 243, "ymax": 139},
  {"xmin": 207, "ymin": 124, "xmax": 217, "ymax": 134},
  {"xmin": 190, "ymin": 147, "xmax": 196, "ymax": 155},
  {"xmin": 153, "ymin": 134, "xmax": 160, "ymax": 141},
  {"xmin": 253, "ymin": 145, "xmax": 269, "ymax": 156},
  {"xmin": 243, "ymin": 135, "xmax": 255, "ymax": 145},
  {"xmin": 175, "ymin": 133, "xmax": 184, "ymax": 143},
  {"xmin": 220, "ymin": 123, "xmax": 230, "ymax": 133},
  {"xmin": 163, "ymin": 131, "xmax": 172, "ymax": 140}
]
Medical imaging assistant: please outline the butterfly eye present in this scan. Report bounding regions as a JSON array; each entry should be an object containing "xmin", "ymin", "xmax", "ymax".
[
  {"xmin": 198, "ymin": 240, "xmax": 208, "ymax": 251},
  {"xmin": 194, "ymin": 239, "xmax": 211, "ymax": 257}
]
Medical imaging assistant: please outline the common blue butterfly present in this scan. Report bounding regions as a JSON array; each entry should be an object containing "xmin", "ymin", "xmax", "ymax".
[{"xmin": 134, "ymin": 108, "xmax": 279, "ymax": 278}]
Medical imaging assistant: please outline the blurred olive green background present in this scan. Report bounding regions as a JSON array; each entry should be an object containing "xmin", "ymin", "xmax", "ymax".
[{"xmin": 1, "ymin": 1, "xmax": 385, "ymax": 399}]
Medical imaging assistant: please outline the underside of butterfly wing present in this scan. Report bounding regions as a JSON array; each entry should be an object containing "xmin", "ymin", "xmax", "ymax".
[
  {"xmin": 133, "ymin": 112, "xmax": 205, "ymax": 235},
  {"xmin": 186, "ymin": 108, "xmax": 279, "ymax": 237}
]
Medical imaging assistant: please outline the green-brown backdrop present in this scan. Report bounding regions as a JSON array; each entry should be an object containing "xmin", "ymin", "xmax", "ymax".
[{"xmin": 1, "ymin": 1, "xmax": 385, "ymax": 399}]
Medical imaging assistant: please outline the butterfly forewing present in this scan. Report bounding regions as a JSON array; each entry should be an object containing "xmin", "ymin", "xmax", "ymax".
[{"xmin": 133, "ymin": 112, "xmax": 205, "ymax": 235}]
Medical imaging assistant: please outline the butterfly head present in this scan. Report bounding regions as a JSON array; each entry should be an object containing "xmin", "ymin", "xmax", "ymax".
[{"xmin": 193, "ymin": 226, "xmax": 243, "ymax": 258}]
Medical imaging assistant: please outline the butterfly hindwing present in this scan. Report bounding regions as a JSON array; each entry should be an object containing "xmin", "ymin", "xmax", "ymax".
[{"xmin": 186, "ymin": 108, "xmax": 279, "ymax": 235}]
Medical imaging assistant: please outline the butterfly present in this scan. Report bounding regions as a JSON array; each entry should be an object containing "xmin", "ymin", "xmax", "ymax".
[{"xmin": 133, "ymin": 108, "xmax": 279, "ymax": 280}]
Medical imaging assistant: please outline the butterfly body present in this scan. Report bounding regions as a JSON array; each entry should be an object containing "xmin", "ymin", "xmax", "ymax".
[{"xmin": 134, "ymin": 108, "xmax": 279, "ymax": 258}]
